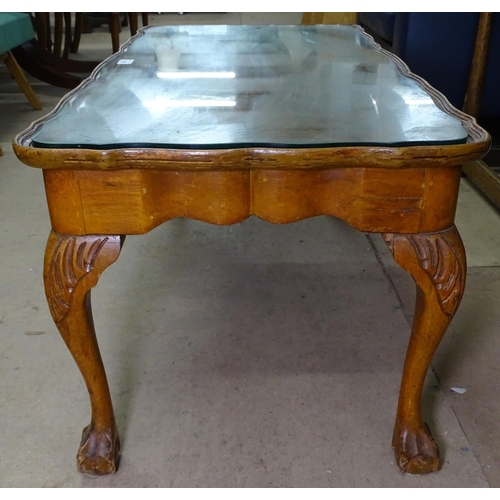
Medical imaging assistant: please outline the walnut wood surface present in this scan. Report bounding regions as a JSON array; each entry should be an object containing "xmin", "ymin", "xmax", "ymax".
[
  {"xmin": 302, "ymin": 12, "xmax": 357, "ymax": 25},
  {"xmin": 44, "ymin": 231, "xmax": 124, "ymax": 475},
  {"xmin": 383, "ymin": 226, "xmax": 466, "ymax": 473},
  {"xmin": 13, "ymin": 25, "xmax": 491, "ymax": 476},
  {"xmin": 42, "ymin": 165, "xmax": 461, "ymax": 236}
]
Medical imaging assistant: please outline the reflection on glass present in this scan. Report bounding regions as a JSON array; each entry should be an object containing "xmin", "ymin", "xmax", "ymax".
[
  {"xmin": 156, "ymin": 71, "xmax": 236, "ymax": 79},
  {"xmin": 142, "ymin": 97, "xmax": 237, "ymax": 109},
  {"xmin": 31, "ymin": 25, "xmax": 468, "ymax": 149}
]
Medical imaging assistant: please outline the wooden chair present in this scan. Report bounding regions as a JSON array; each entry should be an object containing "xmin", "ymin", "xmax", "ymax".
[
  {"xmin": 13, "ymin": 13, "xmax": 147, "ymax": 91},
  {"xmin": 0, "ymin": 12, "xmax": 41, "ymax": 110},
  {"xmin": 34, "ymin": 13, "xmax": 149, "ymax": 57},
  {"xmin": 108, "ymin": 13, "xmax": 149, "ymax": 53},
  {"xmin": 67, "ymin": 13, "xmax": 149, "ymax": 55}
]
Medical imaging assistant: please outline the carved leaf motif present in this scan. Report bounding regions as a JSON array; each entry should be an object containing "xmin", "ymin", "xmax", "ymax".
[
  {"xmin": 47, "ymin": 236, "xmax": 109, "ymax": 323},
  {"xmin": 405, "ymin": 232, "xmax": 464, "ymax": 316}
]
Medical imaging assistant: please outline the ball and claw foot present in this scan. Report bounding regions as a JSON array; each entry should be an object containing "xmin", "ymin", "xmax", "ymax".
[
  {"xmin": 393, "ymin": 424, "xmax": 441, "ymax": 474},
  {"xmin": 76, "ymin": 424, "xmax": 121, "ymax": 476}
]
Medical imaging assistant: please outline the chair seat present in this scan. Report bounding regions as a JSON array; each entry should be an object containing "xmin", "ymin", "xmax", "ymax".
[
  {"xmin": 0, "ymin": 12, "xmax": 41, "ymax": 110},
  {"xmin": 0, "ymin": 12, "xmax": 35, "ymax": 54}
]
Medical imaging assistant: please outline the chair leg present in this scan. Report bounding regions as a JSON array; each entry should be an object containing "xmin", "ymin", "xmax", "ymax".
[
  {"xmin": 141, "ymin": 13, "xmax": 149, "ymax": 26},
  {"xmin": 1, "ymin": 51, "xmax": 42, "ymax": 110},
  {"xmin": 71, "ymin": 13, "xmax": 84, "ymax": 53},
  {"xmin": 35, "ymin": 13, "xmax": 49, "ymax": 50},
  {"xmin": 53, "ymin": 13, "xmax": 63, "ymax": 56},
  {"xmin": 63, "ymin": 12, "xmax": 72, "ymax": 58},
  {"xmin": 109, "ymin": 13, "xmax": 121, "ymax": 53},
  {"xmin": 128, "ymin": 13, "xmax": 138, "ymax": 36}
]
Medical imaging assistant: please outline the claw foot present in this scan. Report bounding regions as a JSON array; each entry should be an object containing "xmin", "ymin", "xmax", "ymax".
[
  {"xmin": 77, "ymin": 424, "xmax": 120, "ymax": 476},
  {"xmin": 393, "ymin": 424, "xmax": 440, "ymax": 474}
]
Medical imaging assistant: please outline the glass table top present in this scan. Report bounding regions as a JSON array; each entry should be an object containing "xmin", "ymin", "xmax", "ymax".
[{"xmin": 31, "ymin": 25, "xmax": 468, "ymax": 150}]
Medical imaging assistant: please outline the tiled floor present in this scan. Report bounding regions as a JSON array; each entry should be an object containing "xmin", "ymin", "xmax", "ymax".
[{"xmin": 1, "ymin": 13, "xmax": 500, "ymax": 487}]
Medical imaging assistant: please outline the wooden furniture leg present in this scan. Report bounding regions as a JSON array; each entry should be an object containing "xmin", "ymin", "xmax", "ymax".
[
  {"xmin": 128, "ymin": 13, "xmax": 138, "ymax": 37},
  {"xmin": 1, "ymin": 51, "xmax": 42, "ymax": 110},
  {"xmin": 461, "ymin": 14, "xmax": 499, "ymax": 211},
  {"xmin": 53, "ymin": 13, "xmax": 63, "ymax": 56},
  {"xmin": 141, "ymin": 13, "xmax": 149, "ymax": 27},
  {"xmin": 43, "ymin": 231, "xmax": 124, "ymax": 475},
  {"xmin": 109, "ymin": 13, "xmax": 121, "ymax": 53},
  {"xmin": 34, "ymin": 13, "xmax": 52, "ymax": 52},
  {"xmin": 463, "ymin": 12, "xmax": 493, "ymax": 118},
  {"xmin": 63, "ymin": 12, "xmax": 72, "ymax": 59},
  {"xmin": 70, "ymin": 13, "xmax": 84, "ymax": 53},
  {"xmin": 383, "ymin": 225, "xmax": 466, "ymax": 474}
]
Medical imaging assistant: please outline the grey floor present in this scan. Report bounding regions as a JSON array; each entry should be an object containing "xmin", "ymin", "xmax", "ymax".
[{"xmin": 1, "ymin": 12, "xmax": 500, "ymax": 487}]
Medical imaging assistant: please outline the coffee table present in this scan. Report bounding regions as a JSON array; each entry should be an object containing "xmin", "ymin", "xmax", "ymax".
[{"xmin": 13, "ymin": 25, "xmax": 490, "ymax": 476}]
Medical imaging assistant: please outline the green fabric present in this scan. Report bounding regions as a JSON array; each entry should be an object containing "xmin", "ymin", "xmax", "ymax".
[{"xmin": 0, "ymin": 12, "xmax": 35, "ymax": 54}]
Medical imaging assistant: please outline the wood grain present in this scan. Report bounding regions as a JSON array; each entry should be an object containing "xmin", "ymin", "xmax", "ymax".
[
  {"xmin": 44, "ymin": 231, "xmax": 124, "ymax": 475},
  {"xmin": 42, "ymin": 166, "xmax": 461, "ymax": 236},
  {"xmin": 383, "ymin": 226, "xmax": 466, "ymax": 473},
  {"xmin": 302, "ymin": 13, "xmax": 357, "ymax": 25}
]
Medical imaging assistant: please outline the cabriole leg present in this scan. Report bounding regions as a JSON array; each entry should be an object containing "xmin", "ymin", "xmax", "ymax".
[
  {"xmin": 383, "ymin": 225, "xmax": 466, "ymax": 474},
  {"xmin": 43, "ymin": 231, "xmax": 124, "ymax": 475}
]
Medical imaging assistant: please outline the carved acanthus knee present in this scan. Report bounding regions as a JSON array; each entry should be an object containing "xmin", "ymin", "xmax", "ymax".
[
  {"xmin": 383, "ymin": 225, "xmax": 466, "ymax": 317},
  {"xmin": 44, "ymin": 232, "xmax": 123, "ymax": 323}
]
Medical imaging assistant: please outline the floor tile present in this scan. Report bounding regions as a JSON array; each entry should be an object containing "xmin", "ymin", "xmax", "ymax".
[{"xmin": 455, "ymin": 179, "xmax": 500, "ymax": 267}]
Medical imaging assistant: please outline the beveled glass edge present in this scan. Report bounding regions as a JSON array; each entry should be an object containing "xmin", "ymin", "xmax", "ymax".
[{"xmin": 31, "ymin": 139, "xmax": 468, "ymax": 150}]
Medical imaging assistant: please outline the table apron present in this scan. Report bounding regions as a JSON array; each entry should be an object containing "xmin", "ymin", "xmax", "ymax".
[{"xmin": 43, "ymin": 166, "xmax": 462, "ymax": 235}]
